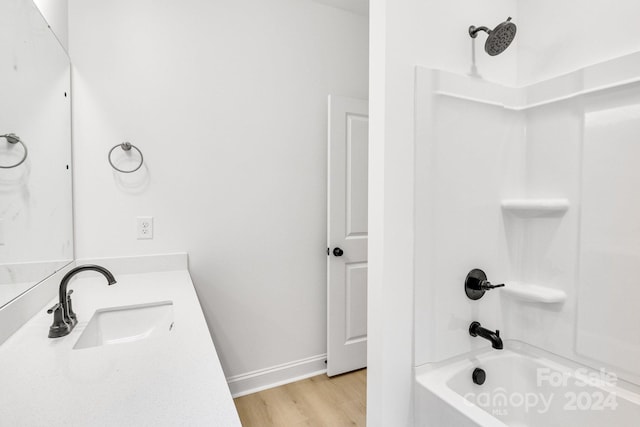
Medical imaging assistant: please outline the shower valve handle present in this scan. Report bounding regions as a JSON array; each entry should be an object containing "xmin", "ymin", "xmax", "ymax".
[
  {"xmin": 480, "ymin": 280, "xmax": 505, "ymax": 290},
  {"xmin": 465, "ymin": 269, "xmax": 505, "ymax": 300}
]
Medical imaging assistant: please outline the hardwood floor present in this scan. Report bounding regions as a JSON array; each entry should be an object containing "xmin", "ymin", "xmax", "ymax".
[{"xmin": 234, "ymin": 369, "xmax": 366, "ymax": 426}]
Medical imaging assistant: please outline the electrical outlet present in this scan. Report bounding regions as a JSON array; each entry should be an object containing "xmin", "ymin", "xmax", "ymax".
[{"xmin": 137, "ymin": 216, "xmax": 153, "ymax": 240}]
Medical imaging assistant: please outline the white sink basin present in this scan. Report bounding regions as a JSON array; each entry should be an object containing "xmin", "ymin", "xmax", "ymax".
[{"xmin": 73, "ymin": 301, "xmax": 174, "ymax": 350}]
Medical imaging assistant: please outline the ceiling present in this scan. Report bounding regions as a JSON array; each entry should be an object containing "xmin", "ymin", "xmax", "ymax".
[{"xmin": 312, "ymin": 0, "xmax": 369, "ymax": 16}]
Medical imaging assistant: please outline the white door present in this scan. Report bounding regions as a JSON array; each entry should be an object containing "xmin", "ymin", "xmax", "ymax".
[{"xmin": 327, "ymin": 95, "xmax": 368, "ymax": 377}]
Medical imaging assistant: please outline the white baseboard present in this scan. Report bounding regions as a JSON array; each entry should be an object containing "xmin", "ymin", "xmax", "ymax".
[{"xmin": 227, "ymin": 354, "xmax": 327, "ymax": 398}]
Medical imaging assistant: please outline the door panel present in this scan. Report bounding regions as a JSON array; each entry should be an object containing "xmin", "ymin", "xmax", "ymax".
[
  {"xmin": 327, "ymin": 95, "xmax": 368, "ymax": 377},
  {"xmin": 346, "ymin": 115, "xmax": 369, "ymax": 237},
  {"xmin": 345, "ymin": 263, "xmax": 368, "ymax": 343}
]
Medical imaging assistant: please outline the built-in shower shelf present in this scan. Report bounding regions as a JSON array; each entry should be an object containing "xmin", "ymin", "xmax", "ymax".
[
  {"xmin": 502, "ymin": 283, "xmax": 567, "ymax": 304},
  {"xmin": 501, "ymin": 198, "xmax": 570, "ymax": 218}
]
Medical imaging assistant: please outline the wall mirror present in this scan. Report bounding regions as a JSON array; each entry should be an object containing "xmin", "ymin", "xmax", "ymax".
[{"xmin": 0, "ymin": 0, "xmax": 73, "ymax": 308}]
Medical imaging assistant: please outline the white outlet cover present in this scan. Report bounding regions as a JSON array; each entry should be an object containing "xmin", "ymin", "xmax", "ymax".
[{"xmin": 136, "ymin": 216, "xmax": 153, "ymax": 240}]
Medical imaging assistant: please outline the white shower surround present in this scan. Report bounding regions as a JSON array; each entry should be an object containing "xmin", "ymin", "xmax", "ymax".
[
  {"xmin": 413, "ymin": 50, "xmax": 640, "ymax": 424},
  {"xmin": 367, "ymin": 0, "xmax": 640, "ymax": 424}
]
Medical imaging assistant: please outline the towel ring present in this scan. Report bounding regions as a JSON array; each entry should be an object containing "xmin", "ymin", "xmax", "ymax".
[
  {"xmin": 0, "ymin": 134, "xmax": 28, "ymax": 169},
  {"xmin": 108, "ymin": 142, "xmax": 144, "ymax": 173}
]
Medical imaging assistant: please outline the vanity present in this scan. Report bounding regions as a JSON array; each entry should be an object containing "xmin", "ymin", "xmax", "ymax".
[
  {"xmin": 0, "ymin": 2, "xmax": 240, "ymax": 425},
  {"xmin": 0, "ymin": 255, "xmax": 241, "ymax": 426}
]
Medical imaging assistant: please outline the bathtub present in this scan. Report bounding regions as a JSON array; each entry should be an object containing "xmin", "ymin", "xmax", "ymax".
[{"xmin": 415, "ymin": 341, "xmax": 640, "ymax": 426}]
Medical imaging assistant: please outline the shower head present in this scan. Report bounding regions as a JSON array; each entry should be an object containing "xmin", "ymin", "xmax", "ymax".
[{"xmin": 469, "ymin": 17, "xmax": 516, "ymax": 56}]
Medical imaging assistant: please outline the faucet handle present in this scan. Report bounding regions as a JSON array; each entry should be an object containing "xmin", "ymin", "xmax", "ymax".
[
  {"xmin": 465, "ymin": 269, "xmax": 505, "ymax": 300},
  {"xmin": 480, "ymin": 280, "xmax": 505, "ymax": 290},
  {"xmin": 47, "ymin": 303, "xmax": 62, "ymax": 314},
  {"xmin": 66, "ymin": 290, "xmax": 77, "ymax": 326}
]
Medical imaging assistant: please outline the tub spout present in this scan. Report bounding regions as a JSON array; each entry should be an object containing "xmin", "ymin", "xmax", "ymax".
[{"xmin": 469, "ymin": 321, "xmax": 503, "ymax": 350}]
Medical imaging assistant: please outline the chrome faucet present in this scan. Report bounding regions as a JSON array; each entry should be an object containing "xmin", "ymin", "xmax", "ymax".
[
  {"xmin": 47, "ymin": 265, "xmax": 117, "ymax": 338},
  {"xmin": 469, "ymin": 321, "xmax": 503, "ymax": 350}
]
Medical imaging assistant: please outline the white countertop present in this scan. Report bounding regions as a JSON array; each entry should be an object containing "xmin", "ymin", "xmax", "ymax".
[{"xmin": 0, "ymin": 269, "xmax": 241, "ymax": 427}]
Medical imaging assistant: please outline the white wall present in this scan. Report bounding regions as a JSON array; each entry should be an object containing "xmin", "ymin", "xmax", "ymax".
[
  {"xmin": 368, "ymin": 0, "xmax": 517, "ymax": 425},
  {"xmin": 517, "ymin": 0, "xmax": 640, "ymax": 84},
  {"xmin": 32, "ymin": 0, "xmax": 68, "ymax": 51},
  {"xmin": 68, "ymin": 0, "xmax": 368, "ymax": 390}
]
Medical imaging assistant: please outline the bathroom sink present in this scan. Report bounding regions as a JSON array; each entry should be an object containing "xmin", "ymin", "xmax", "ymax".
[{"xmin": 73, "ymin": 301, "xmax": 174, "ymax": 350}]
